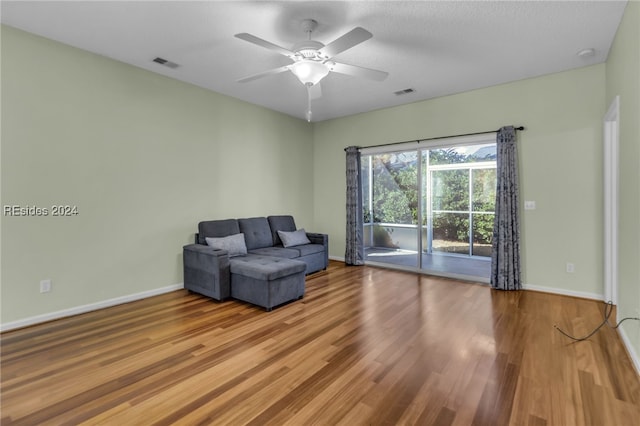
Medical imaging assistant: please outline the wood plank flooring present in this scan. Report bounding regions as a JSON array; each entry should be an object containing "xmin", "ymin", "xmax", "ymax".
[
  {"xmin": 364, "ymin": 248, "xmax": 491, "ymax": 280},
  {"xmin": 2, "ymin": 261, "xmax": 639, "ymax": 425}
]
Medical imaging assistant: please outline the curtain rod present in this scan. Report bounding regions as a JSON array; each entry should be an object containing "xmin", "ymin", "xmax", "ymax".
[{"xmin": 344, "ymin": 126, "xmax": 525, "ymax": 151}]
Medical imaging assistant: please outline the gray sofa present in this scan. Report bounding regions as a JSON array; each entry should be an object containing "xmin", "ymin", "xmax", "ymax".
[{"xmin": 183, "ymin": 215, "xmax": 328, "ymax": 310}]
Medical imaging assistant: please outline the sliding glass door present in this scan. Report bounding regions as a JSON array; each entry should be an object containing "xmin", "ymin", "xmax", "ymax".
[
  {"xmin": 363, "ymin": 151, "xmax": 419, "ymax": 267},
  {"xmin": 362, "ymin": 139, "xmax": 496, "ymax": 277}
]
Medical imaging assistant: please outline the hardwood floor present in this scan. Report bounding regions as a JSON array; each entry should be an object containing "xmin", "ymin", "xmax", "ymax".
[
  {"xmin": 2, "ymin": 261, "xmax": 639, "ymax": 425},
  {"xmin": 365, "ymin": 248, "xmax": 491, "ymax": 280}
]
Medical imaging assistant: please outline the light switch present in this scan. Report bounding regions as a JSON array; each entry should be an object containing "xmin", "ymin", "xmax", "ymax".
[{"xmin": 524, "ymin": 201, "xmax": 536, "ymax": 210}]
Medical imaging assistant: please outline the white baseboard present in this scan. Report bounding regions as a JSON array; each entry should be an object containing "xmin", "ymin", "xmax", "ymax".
[
  {"xmin": 0, "ymin": 283, "xmax": 184, "ymax": 332},
  {"xmin": 618, "ymin": 323, "xmax": 640, "ymax": 376},
  {"xmin": 522, "ymin": 283, "xmax": 604, "ymax": 301},
  {"xmin": 329, "ymin": 255, "xmax": 345, "ymax": 262}
]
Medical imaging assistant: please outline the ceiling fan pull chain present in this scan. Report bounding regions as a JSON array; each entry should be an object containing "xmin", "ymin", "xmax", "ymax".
[{"xmin": 306, "ymin": 86, "xmax": 312, "ymax": 122}]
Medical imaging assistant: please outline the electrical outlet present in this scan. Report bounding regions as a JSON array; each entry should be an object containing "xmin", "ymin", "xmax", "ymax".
[
  {"xmin": 40, "ymin": 279, "xmax": 51, "ymax": 293},
  {"xmin": 566, "ymin": 263, "xmax": 575, "ymax": 273}
]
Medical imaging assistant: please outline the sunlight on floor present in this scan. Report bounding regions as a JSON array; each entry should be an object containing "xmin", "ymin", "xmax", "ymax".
[{"xmin": 365, "ymin": 247, "xmax": 491, "ymax": 279}]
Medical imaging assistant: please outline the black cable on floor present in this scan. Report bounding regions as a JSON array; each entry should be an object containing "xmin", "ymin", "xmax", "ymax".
[{"xmin": 554, "ymin": 300, "xmax": 640, "ymax": 342}]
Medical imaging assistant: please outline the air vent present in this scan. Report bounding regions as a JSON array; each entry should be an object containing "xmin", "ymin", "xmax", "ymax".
[
  {"xmin": 394, "ymin": 88, "xmax": 415, "ymax": 96},
  {"xmin": 152, "ymin": 57, "xmax": 180, "ymax": 69}
]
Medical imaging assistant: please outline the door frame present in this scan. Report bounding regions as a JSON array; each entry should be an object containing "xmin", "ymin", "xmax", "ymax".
[{"xmin": 603, "ymin": 96, "xmax": 619, "ymax": 305}]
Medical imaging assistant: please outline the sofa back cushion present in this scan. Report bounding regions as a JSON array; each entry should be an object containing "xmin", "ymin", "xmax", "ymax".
[
  {"xmin": 197, "ymin": 219, "xmax": 240, "ymax": 245},
  {"xmin": 267, "ymin": 215, "xmax": 297, "ymax": 246},
  {"xmin": 238, "ymin": 217, "xmax": 273, "ymax": 250}
]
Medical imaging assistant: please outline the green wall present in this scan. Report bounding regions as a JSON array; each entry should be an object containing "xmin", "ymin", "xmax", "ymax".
[
  {"xmin": 605, "ymin": 1, "xmax": 640, "ymax": 366},
  {"xmin": 2, "ymin": 3, "xmax": 638, "ymax": 365},
  {"xmin": 313, "ymin": 64, "xmax": 607, "ymax": 297},
  {"xmin": 1, "ymin": 26, "xmax": 313, "ymax": 324}
]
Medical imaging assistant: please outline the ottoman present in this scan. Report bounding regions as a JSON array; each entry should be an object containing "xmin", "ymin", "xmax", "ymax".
[{"xmin": 229, "ymin": 255, "xmax": 306, "ymax": 311}]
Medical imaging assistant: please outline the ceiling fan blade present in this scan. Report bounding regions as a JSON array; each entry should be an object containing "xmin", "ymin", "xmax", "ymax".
[
  {"xmin": 318, "ymin": 27, "xmax": 372, "ymax": 59},
  {"xmin": 308, "ymin": 82, "xmax": 322, "ymax": 100},
  {"xmin": 235, "ymin": 33, "xmax": 295, "ymax": 58},
  {"xmin": 237, "ymin": 65, "xmax": 291, "ymax": 83},
  {"xmin": 329, "ymin": 62, "xmax": 388, "ymax": 81}
]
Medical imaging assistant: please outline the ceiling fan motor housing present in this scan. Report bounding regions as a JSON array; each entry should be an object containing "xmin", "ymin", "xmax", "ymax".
[{"xmin": 292, "ymin": 40, "xmax": 325, "ymax": 61}]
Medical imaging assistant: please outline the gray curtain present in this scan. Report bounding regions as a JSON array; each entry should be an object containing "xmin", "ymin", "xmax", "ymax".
[
  {"xmin": 491, "ymin": 126, "xmax": 522, "ymax": 290},
  {"xmin": 345, "ymin": 146, "xmax": 364, "ymax": 265}
]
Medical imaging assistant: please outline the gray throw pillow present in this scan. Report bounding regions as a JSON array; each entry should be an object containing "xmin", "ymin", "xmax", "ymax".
[
  {"xmin": 205, "ymin": 233, "xmax": 247, "ymax": 257},
  {"xmin": 278, "ymin": 229, "xmax": 311, "ymax": 248}
]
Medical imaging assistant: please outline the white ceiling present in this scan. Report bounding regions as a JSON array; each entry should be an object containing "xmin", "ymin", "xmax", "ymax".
[{"xmin": 1, "ymin": 1, "xmax": 627, "ymax": 122}]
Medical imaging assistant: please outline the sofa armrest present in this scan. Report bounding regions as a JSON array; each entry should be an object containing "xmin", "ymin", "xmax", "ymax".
[
  {"xmin": 306, "ymin": 232, "xmax": 327, "ymax": 246},
  {"xmin": 183, "ymin": 244, "xmax": 231, "ymax": 301},
  {"xmin": 305, "ymin": 232, "xmax": 329, "ymax": 270}
]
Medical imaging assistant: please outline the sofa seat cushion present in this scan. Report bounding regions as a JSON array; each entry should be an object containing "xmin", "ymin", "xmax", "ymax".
[
  {"xmin": 230, "ymin": 255, "xmax": 306, "ymax": 281},
  {"xmin": 290, "ymin": 244, "xmax": 325, "ymax": 257},
  {"xmin": 248, "ymin": 247, "xmax": 300, "ymax": 259}
]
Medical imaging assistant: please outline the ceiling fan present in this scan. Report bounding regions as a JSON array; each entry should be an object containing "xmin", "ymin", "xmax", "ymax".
[{"xmin": 235, "ymin": 19, "xmax": 388, "ymax": 121}]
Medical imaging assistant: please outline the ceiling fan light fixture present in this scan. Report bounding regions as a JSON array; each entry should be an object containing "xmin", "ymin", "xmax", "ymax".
[{"xmin": 289, "ymin": 60, "xmax": 330, "ymax": 86}]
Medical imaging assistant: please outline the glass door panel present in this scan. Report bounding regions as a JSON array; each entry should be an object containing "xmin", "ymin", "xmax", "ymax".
[
  {"xmin": 362, "ymin": 156, "xmax": 372, "ymax": 248},
  {"xmin": 364, "ymin": 151, "xmax": 419, "ymax": 268},
  {"xmin": 421, "ymin": 151, "xmax": 430, "ymax": 254},
  {"xmin": 431, "ymin": 168, "xmax": 470, "ymax": 255},
  {"xmin": 431, "ymin": 169, "xmax": 469, "ymax": 212},
  {"xmin": 432, "ymin": 213, "xmax": 470, "ymax": 254},
  {"xmin": 472, "ymin": 169, "xmax": 496, "ymax": 212},
  {"xmin": 471, "ymin": 168, "xmax": 496, "ymax": 257},
  {"xmin": 472, "ymin": 213, "xmax": 493, "ymax": 256}
]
